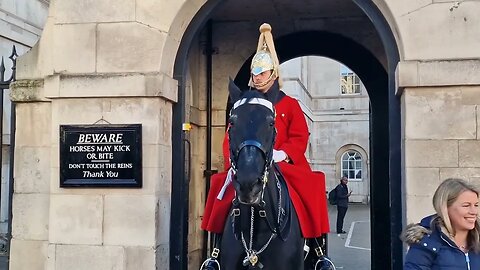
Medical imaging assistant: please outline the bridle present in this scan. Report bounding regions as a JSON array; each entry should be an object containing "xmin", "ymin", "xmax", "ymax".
[
  {"xmin": 227, "ymin": 96, "xmax": 288, "ymax": 268},
  {"xmin": 228, "ymin": 97, "xmax": 276, "ymax": 205}
]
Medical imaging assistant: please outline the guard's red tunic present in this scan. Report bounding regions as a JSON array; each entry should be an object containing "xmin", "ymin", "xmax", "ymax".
[{"xmin": 201, "ymin": 94, "xmax": 330, "ymax": 238}]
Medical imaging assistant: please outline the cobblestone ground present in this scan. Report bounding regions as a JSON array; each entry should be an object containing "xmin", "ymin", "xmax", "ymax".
[{"xmin": 327, "ymin": 203, "xmax": 371, "ymax": 270}]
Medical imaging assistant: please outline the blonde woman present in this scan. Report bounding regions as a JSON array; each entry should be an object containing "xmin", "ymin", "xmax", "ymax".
[{"xmin": 402, "ymin": 178, "xmax": 480, "ymax": 269}]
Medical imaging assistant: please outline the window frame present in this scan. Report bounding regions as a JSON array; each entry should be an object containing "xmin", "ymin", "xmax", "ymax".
[
  {"xmin": 340, "ymin": 69, "xmax": 361, "ymax": 95},
  {"xmin": 341, "ymin": 150, "xmax": 363, "ymax": 182}
]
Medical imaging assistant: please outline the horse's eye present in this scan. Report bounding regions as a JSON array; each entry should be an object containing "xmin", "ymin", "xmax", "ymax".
[
  {"xmin": 268, "ymin": 116, "xmax": 275, "ymax": 126},
  {"xmin": 229, "ymin": 115, "xmax": 237, "ymax": 126}
]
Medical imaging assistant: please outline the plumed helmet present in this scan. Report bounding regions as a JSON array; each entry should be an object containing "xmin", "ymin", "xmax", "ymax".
[
  {"xmin": 249, "ymin": 23, "xmax": 282, "ymax": 88},
  {"xmin": 251, "ymin": 50, "xmax": 274, "ymax": 76}
]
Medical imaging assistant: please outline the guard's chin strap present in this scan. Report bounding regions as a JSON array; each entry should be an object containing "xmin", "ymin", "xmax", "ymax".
[{"xmin": 252, "ymin": 72, "xmax": 276, "ymax": 89}]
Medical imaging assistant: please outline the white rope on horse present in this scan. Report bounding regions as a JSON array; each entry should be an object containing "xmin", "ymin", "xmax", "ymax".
[{"xmin": 217, "ymin": 167, "xmax": 234, "ymax": 200}]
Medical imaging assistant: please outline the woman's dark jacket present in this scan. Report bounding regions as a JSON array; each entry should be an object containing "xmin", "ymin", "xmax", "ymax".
[{"xmin": 403, "ymin": 215, "xmax": 480, "ymax": 270}]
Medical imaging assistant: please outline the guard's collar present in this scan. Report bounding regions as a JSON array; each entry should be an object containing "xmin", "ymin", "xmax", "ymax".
[{"xmin": 255, "ymin": 79, "xmax": 285, "ymax": 105}]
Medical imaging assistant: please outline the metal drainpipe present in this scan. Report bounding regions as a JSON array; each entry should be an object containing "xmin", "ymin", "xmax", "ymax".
[{"xmin": 202, "ymin": 19, "xmax": 216, "ymax": 261}]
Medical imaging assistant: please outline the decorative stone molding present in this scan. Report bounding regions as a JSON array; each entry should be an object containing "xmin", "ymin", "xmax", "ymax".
[
  {"xmin": 10, "ymin": 73, "xmax": 178, "ymax": 102},
  {"xmin": 396, "ymin": 60, "xmax": 480, "ymax": 95},
  {"xmin": 10, "ymin": 79, "xmax": 46, "ymax": 102}
]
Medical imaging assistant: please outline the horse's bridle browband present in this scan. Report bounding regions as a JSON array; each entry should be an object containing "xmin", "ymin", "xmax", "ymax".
[{"xmin": 231, "ymin": 97, "xmax": 274, "ymax": 113}]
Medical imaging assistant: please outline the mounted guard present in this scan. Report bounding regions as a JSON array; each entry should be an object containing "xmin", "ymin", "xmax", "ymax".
[{"xmin": 201, "ymin": 23, "xmax": 332, "ymax": 270}]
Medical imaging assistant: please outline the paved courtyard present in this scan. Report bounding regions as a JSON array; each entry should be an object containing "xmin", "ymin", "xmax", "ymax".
[
  {"xmin": 0, "ymin": 204, "xmax": 372, "ymax": 270},
  {"xmin": 0, "ymin": 255, "xmax": 6, "ymax": 270},
  {"xmin": 327, "ymin": 203, "xmax": 371, "ymax": 270}
]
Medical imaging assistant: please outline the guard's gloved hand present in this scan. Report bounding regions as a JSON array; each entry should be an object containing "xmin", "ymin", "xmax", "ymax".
[{"xmin": 273, "ymin": 149, "xmax": 288, "ymax": 163}]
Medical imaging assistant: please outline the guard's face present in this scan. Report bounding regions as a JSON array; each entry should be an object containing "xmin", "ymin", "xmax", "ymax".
[
  {"xmin": 252, "ymin": 70, "xmax": 274, "ymax": 92},
  {"xmin": 448, "ymin": 190, "xmax": 479, "ymax": 232}
]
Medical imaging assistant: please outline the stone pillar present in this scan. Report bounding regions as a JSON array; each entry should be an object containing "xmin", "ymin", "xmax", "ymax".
[
  {"xmin": 398, "ymin": 60, "xmax": 480, "ymax": 224},
  {"xmin": 8, "ymin": 0, "xmax": 183, "ymax": 269}
]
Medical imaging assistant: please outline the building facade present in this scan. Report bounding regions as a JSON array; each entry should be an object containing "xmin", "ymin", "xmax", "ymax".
[
  {"xmin": 282, "ymin": 56, "xmax": 370, "ymax": 203},
  {"xmin": 6, "ymin": 0, "xmax": 480, "ymax": 269}
]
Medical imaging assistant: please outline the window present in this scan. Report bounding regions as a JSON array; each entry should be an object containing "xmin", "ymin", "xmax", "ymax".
[
  {"xmin": 340, "ymin": 66, "xmax": 361, "ymax": 95},
  {"xmin": 341, "ymin": 151, "xmax": 362, "ymax": 181}
]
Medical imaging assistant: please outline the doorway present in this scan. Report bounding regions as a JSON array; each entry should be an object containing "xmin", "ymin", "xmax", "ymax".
[{"xmin": 171, "ymin": 1, "xmax": 400, "ymax": 269}]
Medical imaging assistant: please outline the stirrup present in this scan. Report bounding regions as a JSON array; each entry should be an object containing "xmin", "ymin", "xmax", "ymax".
[
  {"xmin": 199, "ymin": 248, "xmax": 221, "ymax": 270},
  {"xmin": 311, "ymin": 240, "xmax": 336, "ymax": 270},
  {"xmin": 199, "ymin": 258, "xmax": 220, "ymax": 270},
  {"xmin": 313, "ymin": 247, "xmax": 336, "ymax": 270},
  {"xmin": 314, "ymin": 256, "xmax": 336, "ymax": 270}
]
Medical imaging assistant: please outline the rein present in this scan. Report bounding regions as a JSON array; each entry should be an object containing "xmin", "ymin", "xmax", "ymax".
[
  {"xmin": 230, "ymin": 168, "xmax": 290, "ymax": 268},
  {"xmin": 239, "ymin": 173, "xmax": 281, "ymax": 268}
]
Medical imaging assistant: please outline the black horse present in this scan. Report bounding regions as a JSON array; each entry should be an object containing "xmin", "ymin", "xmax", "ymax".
[{"xmin": 216, "ymin": 81, "xmax": 304, "ymax": 270}]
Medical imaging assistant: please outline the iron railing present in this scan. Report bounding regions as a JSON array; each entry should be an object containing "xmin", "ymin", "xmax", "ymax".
[{"xmin": 0, "ymin": 45, "xmax": 17, "ymax": 268}]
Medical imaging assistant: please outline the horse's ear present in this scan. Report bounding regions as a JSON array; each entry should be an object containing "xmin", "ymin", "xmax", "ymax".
[{"xmin": 228, "ymin": 78, "xmax": 242, "ymax": 103}]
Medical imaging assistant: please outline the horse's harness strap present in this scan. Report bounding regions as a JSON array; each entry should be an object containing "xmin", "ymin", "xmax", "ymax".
[
  {"xmin": 230, "ymin": 139, "xmax": 273, "ymax": 172},
  {"xmin": 231, "ymin": 206, "xmax": 242, "ymax": 240},
  {"xmin": 231, "ymin": 199, "xmax": 242, "ymax": 240},
  {"xmin": 260, "ymin": 166, "xmax": 291, "ymax": 241},
  {"xmin": 261, "ymin": 176, "xmax": 282, "ymax": 234},
  {"xmin": 235, "ymin": 140, "xmax": 268, "ymax": 158}
]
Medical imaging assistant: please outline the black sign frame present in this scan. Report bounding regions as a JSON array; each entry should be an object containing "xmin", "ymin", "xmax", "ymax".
[{"xmin": 60, "ymin": 124, "xmax": 142, "ymax": 188}]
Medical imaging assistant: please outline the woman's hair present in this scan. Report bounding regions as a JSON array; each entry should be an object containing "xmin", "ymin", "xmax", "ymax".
[{"xmin": 432, "ymin": 178, "xmax": 480, "ymax": 252}]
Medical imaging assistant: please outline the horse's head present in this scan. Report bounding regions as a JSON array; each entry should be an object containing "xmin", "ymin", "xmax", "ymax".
[{"xmin": 227, "ymin": 79, "xmax": 276, "ymax": 205}]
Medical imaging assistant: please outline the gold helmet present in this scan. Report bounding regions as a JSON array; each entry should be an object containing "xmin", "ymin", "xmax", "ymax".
[
  {"xmin": 251, "ymin": 49, "xmax": 274, "ymax": 76},
  {"xmin": 249, "ymin": 23, "xmax": 282, "ymax": 88}
]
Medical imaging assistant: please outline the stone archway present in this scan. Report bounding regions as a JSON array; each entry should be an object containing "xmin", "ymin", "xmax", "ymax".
[{"xmin": 170, "ymin": 1, "xmax": 400, "ymax": 269}]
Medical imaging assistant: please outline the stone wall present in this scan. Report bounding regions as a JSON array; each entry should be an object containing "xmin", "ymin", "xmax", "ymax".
[
  {"xmin": 399, "ymin": 61, "xmax": 480, "ymax": 223},
  {"xmin": 8, "ymin": 0, "xmax": 480, "ymax": 269},
  {"xmin": 9, "ymin": 0, "xmax": 186, "ymax": 268}
]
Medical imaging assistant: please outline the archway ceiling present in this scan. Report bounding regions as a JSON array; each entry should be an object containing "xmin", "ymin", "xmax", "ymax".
[
  {"xmin": 212, "ymin": 0, "xmax": 365, "ymax": 21},
  {"xmin": 210, "ymin": 0, "xmax": 386, "ymax": 68}
]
